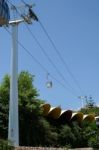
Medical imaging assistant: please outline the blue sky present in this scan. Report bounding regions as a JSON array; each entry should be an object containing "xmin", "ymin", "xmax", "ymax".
[{"xmin": 0, "ymin": 0, "xmax": 99, "ymax": 110}]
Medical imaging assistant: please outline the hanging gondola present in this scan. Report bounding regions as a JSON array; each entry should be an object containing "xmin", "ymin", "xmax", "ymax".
[
  {"xmin": 46, "ymin": 73, "xmax": 53, "ymax": 88},
  {"xmin": 0, "ymin": 0, "xmax": 10, "ymax": 26}
]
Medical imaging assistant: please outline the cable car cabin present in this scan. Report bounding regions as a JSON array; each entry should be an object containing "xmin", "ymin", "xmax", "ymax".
[
  {"xmin": 46, "ymin": 81, "xmax": 53, "ymax": 88},
  {"xmin": 0, "ymin": 0, "xmax": 10, "ymax": 26}
]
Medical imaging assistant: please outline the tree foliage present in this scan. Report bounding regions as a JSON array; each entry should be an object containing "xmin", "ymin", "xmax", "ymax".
[
  {"xmin": 0, "ymin": 71, "xmax": 99, "ymax": 148},
  {"xmin": 0, "ymin": 71, "xmax": 59, "ymax": 147},
  {"xmin": 58, "ymin": 125, "xmax": 76, "ymax": 148},
  {"xmin": 0, "ymin": 75, "xmax": 10, "ymax": 139},
  {"xmin": 79, "ymin": 96, "xmax": 99, "ymax": 116},
  {"xmin": 0, "ymin": 139, "xmax": 14, "ymax": 150}
]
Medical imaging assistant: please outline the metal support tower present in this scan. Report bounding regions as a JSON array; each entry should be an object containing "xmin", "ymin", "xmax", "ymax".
[
  {"xmin": 8, "ymin": 4, "xmax": 37, "ymax": 147},
  {"xmin": 78, "ymin": 96, "xmax": 87, "ymax": 108},
  {"xmin": 8, "ymin": 19, "xmax": 23, "ymax": 147}
]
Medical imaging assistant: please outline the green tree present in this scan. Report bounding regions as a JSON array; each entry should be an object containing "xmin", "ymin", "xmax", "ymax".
[
  {"xmin": 58, "ymin": 125, "xmax": 76, "ymax": 148},
  {"xmin": 0, "ymin": 139, "xmax": 14, "ymax": 150},
  {"xmin": 1, "ymin": 71, "xmax": 99, "ymax": 148},
  {"xmin": 85, "ymin": 96, "xmax": 95, "ymax": 109},
  {"xmin": 0, "ymin": 71, "xmax": 59, "ymax": 147},
  {"xmin": 0, "ymin": 72, "xmax": 43, "ymax": 142},
  {"xmin": 18, "ymin": 71, "xmax": 39, "ymax": 106},
  {"xmin": 79, "ymin": 96, "xmax": 99, "ymax": 116},
  {"xmin": 80, "ymin": 106, "xmax": 99, "ymax": 116},
  {"xmin": 71, "ymin": 122, "xmax": 83, "ymax": 148},
  {"xmin": 0, "ymin": 75, "xmax": 10, "ymax": 139},
  {"xmin": 81, "ymin": 121, "xmax": 99, "ymax": 148}
]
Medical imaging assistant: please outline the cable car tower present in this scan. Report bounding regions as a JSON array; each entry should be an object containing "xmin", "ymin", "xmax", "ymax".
[{"xmin": 0, "ymin": 1, "xmax": 38, "ymax": 147}]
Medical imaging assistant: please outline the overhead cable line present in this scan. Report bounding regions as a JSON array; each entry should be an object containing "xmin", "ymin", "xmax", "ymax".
[
  {"xmin": 19, "ymin": 0, "xmax": 80, "ymax": 94},
  {"xmin": 4, "ymin": 26, "xmax": 77, "ymax": 97},
  {"xmin": 38, "ymin": 20, "xmax": 83, "ymax": 94},
  {"xmin": 7, "ymin": 0, "xmax": 79, "ymax": 95},
  {"xmin": 24, "ymin": 24, "xmax": 78, "ymax": 94},
  {"xmin": 7, "ymin": 0, "xmax": 17, "ymax": 10},
  {"xmin": 20, "ymin": 0, "xmax": 83, "ymax": 94}
]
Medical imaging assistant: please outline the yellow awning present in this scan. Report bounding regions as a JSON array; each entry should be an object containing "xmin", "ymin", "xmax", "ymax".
[
  {"xmin": 83, "ymin": 114, "xmax": 95, "ymax": 122},
  {"xmin": 41, "ymin": 103, "xmax": 51, "ymax": 116},
  {"xmin": 71, "ymin": 112, "xmax": 83, "ymax": 123},
  {"xmin": 48, "ymin": 107, "xmax": 61, "ymax": 119}
]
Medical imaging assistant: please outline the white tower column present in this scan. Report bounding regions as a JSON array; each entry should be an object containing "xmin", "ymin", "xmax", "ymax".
[
  {"xmin": 8, "ymin": 3, "xmax": 36, "ymax": 146},
  {"xmin": 8, "ymin": 23, "xmax": 19, "ymax": 146}
]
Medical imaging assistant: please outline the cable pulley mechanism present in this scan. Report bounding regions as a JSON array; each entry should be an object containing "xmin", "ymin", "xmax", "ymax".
[
  {"xmin": 28, "ymin": 8, "xmax": 38, "ymax": 21},
  {"xmin": 21, "ymin": 0, "xmax": 38, "ymax": 21}
]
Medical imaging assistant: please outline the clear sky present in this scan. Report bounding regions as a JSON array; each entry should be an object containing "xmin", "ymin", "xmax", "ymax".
[{"xmin": 0, "ymin": 0, "xmax": 99, "ymax": 110}]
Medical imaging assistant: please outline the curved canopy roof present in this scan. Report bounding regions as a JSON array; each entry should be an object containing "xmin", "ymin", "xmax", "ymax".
[
  {"xmin": 71, "ymin": 112, "xmax": 83, "ymax": 123},
  {"xmin": 41, "ymin": 103, "xmax": 51, "ymax": 116},
  {"xmin": 83, "ymin": 114, "xmax": 95, "ymax": 122},
  {"xmin": 58, "ymin": 110, "xmax": 72, "ymax": 122},
  {"xmin": 95, "ymin": 116, "xmax": 99, "ymax": 121},
  {"xmin": 48, "ymin": 107, "xmax": 61, "ymax": 119},
  {"xmin": 40, "ymin": 103, "xmax": 96, "ymax": 124}
]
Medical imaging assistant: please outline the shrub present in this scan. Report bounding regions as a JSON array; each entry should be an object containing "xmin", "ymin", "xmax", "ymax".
[{"xmin": 0, "ymin": 139, "xmax": 14, "ymax": 150}]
